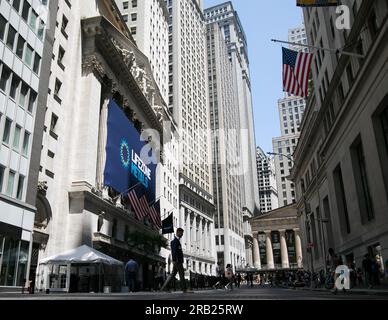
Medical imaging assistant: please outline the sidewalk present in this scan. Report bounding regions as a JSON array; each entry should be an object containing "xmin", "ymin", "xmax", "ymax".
[{"xmin": 297, "ymin": 285, "xmax": 388, "ymax": 297}]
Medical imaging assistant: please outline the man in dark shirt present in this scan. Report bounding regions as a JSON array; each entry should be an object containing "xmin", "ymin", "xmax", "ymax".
[{"xmin": 160, "ymin": 228, "xmax": 189, "ymax": 292}]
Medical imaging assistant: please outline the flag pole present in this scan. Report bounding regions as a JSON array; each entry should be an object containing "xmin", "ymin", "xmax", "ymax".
[
  {"xmin": 271, "ymin": 38, "xmax": 365, "ymax": 59},
  {"xmin": 111, "ymin": 182, "xmax": 142, "ymax": 201},
  {"xmin": 148, "ymin": 195, "xmax": 164, "ymax": 207}
]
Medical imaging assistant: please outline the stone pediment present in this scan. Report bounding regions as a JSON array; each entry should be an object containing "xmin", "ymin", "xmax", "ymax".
[
  {"xmin": 81, "ymin": 16, "xmax": 169, "ymax": 138},
  {"xmin": 251, "ymin": 204, "xmax": 298, "ymax": 222}
]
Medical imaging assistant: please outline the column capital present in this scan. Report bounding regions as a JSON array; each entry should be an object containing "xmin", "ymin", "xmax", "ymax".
[
  {"xmin": 264, "ymin": 230, "xmax": 272, "ymax": 235},
  {"xmin": 279, "ymin": 229, "xmax": 286, "ymax": 235},
  {"xmin": 293, "ymin": 228, "xmax": 300, "ymax": 233}
]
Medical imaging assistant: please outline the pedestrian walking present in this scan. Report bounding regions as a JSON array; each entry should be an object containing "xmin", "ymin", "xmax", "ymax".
[
  {"xmin": 125, "ymin": 258, "xmax": 139, "ymax": 292},
  {"xmin": 236, "ymin": 273, "xmax": 242, "ymax": 288},
  {"xmin": 154, "ymin": 263, "xmax": 165, "ymax": 291},
  {"xmin": 224, "ymin": 264, "xmax": 234, "ymax": 290},
  {"xmin": 160, "ymin": 228, "xmax": 191, "ymax": 293},
  {"xmin": 362, "ymin": 254, "xmax": 373, "ymax": 289},
  {"xmin": 213, "ymin": 262, "xmax": 224, "ymax": 289}
]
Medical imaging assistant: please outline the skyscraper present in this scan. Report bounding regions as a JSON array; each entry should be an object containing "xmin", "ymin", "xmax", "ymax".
[
  {"xmin": 256, "ymin": 147, "xmax": 278, "ymax": 214},
  {"xmin": 166, "ymin": 0, "xmax": 216, "ymax": 276},
  {"xmin": 204, "ymin": 1, "xmax": 260, "ymax": 268},
  {"xmin": 0, "ymin": 0, "xmax": 53, "ymax": 289},
  {"xmin": 207, "ymin": 22, "xmax": 245, "ymax": 270},
  {"xmin": 272, "ymin": 25, "xmax": 307, "ymax": 207},
  {"xmin": 115, "ymin": 0, "xmax": 169, "ymax": 102},
  {"xmin": 116, "ymin": 0, "xmax": 180, "ymax": 267}
]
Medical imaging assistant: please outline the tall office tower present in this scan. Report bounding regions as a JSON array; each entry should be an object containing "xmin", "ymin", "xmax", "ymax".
[
  {"xmin": 116, "ymin": 0, "xmax": 169, "ymax": 102},
  {"xmin": 204, "ymin": 2, "xmax": 260, "ymax": 268},
  {"xmin": 116, "ymin": 0, "xmax": 180, "ymax": 266},
  {"xmin": 288, "ymin": 24, "xmax": 308, "ymax": 52},
  {"xmin": 272, "ymin": 25, "xmax": 307, "ymax": 208},
  {"xmin": 166, "ymin": 0, "xmax": 216, "ymax": 276},
  {"xmin": 256, "ymin": 147, "xmax": 278, "ymax": 214},
  {"xmin": 0, "ymin": 0, "xmax": 54, "ymax": 289},
  {"xmin": 207, "ymin": 22, "xmax": 246, "ymax": 270}
]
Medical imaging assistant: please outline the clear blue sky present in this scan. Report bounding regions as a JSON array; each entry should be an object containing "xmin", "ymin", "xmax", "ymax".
[{"xmin": 204, "ymin": 0, "xmax": 303, "ymax": 153}]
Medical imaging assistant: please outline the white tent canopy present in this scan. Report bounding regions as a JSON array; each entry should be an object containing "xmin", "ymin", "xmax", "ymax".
[{"xmin": 39, "ymin": 245, "xmax": 123, "ymax": 266}]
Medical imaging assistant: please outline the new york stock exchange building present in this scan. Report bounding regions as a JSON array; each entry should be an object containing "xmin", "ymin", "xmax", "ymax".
[{"xmin": 30, "ymin": 1, "xmax": 175, "ymax": 293}]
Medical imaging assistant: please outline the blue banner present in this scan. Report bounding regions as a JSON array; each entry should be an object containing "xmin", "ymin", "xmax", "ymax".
[{"xmin": 104, "ymin": 99, "xmax": 156, "ymax": 202}]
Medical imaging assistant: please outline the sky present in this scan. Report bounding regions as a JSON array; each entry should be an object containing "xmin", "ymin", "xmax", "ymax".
[{"xmin": 204, "ymin": 0, "xmax": 303, "ymax": 153}]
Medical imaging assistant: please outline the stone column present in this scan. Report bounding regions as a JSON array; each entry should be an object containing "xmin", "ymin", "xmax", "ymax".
[
  {"xmin": 186, "ymin": 210, "xmax": 191, "ymax": 252},
  {"xmin": 192, "ymin": 214, "xmax": 197, "ymax": 253},
  {"xmin": 204, "ymin": 220, "xmax": 209, "ymax": 257},
  {"xmin": 265, "ymin": 231, "xmax": 275, "ymax": 269},
  {"xmin": 180, "ymin": 207, "xmax": 185, "ymax": 230},
  {"xmin": 294, "ymin": 229, "xmax": 303, "ymax": 268},
  {"xmin": 96, "ymin": 98, "xmax": 109, "ymax": 190},
  {"xmin": 280, "ymin": 230, "xmax": 289, "ymax": 269},
  {"xmin": 199, "ymin": 217, "xmax": 203, "ymax": 255},
  {"xmin": 252, "ymin": 233, "xmax": 261, "ymax": 269}
]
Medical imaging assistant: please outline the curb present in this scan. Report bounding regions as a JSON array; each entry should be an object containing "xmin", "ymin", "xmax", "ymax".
[{"xmin": 296, "ymin": 287, "xmax": 388, "ymax": 297}]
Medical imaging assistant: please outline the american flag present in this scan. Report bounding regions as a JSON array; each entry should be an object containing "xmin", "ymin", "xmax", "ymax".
[
  {"xmin": 128, "ymin": 188, "xmax": 150, "ymax": 221},
  {"xmin": 283, "ymin": 47, "xmax": 313, "ymax": 98},
  {"xmin": 148, "ymin": 200, "xmax": 162, "ymax": 230}
]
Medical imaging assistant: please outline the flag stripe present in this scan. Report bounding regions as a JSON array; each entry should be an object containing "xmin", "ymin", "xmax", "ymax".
[
  {"xmin": 283, "ymin": 47, "xmax": 313, "ymax": 98},
  {"xmin": 128, "ymin": 190, "xmax": 143, "ymax": 221}
]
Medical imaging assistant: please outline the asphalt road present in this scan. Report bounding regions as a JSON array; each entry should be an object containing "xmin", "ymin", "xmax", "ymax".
[{"xmin": 1, "ymin": 286, "xmax": 387, "ymax": 300}]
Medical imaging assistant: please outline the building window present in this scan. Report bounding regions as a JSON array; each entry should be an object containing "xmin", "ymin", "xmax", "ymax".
[
  {"xmin": 0, "ymin": 166, "xmax": 4, "ymax": 193},
  {"xmin": 50, "ymin": 113, "xmax": 58, "ymax": 133},
  {"xmin": 24, "ymin": 45, "xmax": 33, "ymax": 67},
  {"xmin": 123, "ymin": 1, "xmax": 129, "ymax": 10},
  {"xmin": 13, "ymin": 125, "xmax": 21, "ymax": 149},
  {"xmin": 54, "ymin": 79, "xmax": 62, "ymax": 96},
  {"xmin": 0, "ymin": 67, "xmax": 11, "ymax": 92},
  {"xmin": 16, "ymin": 175, "xmax": 24, "ymax": 200},
  {"xmin": 6, "ymin": 26, "xmax": 17, "ymax": 50},
  {"xmin": 61, "ymin": 15, "xmax": 69, "ymax": 37},
  {"xmin": 373, "ymin": 103, "xmax": 388, "ymax": 200},
  {"xmin": 58, "ymin": 46, "xmax": 65, "ymax": 69},
  {"xmin": 16, "ymin": 36, "xmax": 25, "ymax": 59},
  {"xmin": 131, "ymin": 13, "xmax": 137, "ymax": 21},
  {"xmin": 0, "ymin": 15, "xmax": 6, "ymax": 41},
  {"xmin": 9, "ymin": 76, "xmax": 20, "ymax": 100},
  {"xmin": 350, "ymin": 137, "xmax": 374, "ymax": 223},
  {"xmin": 368, "ymin": 8, "xmax": 379, "ymax": 40},
  {"xmin": 22, "ymin": 131, "xmax": 30, "ymax": 155},
  {"xmin": 112, "ymin": 219, "xmax": 118, "ymax": 239},
  {"xmin": 29, "ymin": 10, "xmax": 38, "ymax": 32},
  {"xmin": 28, "ymin": 91, "xmax": 36, "ymax": 113},
  {"xmin": 22, "ymin": 1, "xmax": 30, "ymax": 22},
  {"xmin": 33, "ymin": 54, "xmax": 41, "ymax": 74},
  {"xmin": 6, "ymin": 171, "xmax": 15, "ymax": 197},
  {"xmin": 333, "ymin": 164, "xmax": 351, "ymax": 234},
  {"xmin": 2, "ymin": 118, "xmax": 12, "ymax": 144}
]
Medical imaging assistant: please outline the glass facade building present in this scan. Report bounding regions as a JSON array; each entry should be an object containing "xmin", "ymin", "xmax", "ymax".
[{"xmin": 0, "ymin": 0, "xmax": 49, "ymax": 288}]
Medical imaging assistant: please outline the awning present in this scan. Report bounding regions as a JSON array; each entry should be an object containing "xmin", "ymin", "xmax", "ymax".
[{"xmin": 39, "ymin": 245, "xmax": 124, "ymax": 266}]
